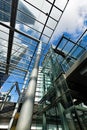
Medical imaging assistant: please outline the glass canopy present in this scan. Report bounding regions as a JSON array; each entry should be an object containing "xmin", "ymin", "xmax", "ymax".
[{"xmin": 0, "ymin": 0, "xmax": 87, "ymax": 101}]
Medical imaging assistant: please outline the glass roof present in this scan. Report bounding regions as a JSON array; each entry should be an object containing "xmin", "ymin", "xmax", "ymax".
[{"xmin": 0, "ymin": 0, "xmax": 87, "ymax": 101}]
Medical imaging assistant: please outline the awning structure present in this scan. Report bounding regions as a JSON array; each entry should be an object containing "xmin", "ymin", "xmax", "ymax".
[{"xmin": 0, "ymin": 0, "xmax": 69, "ymax": 88}]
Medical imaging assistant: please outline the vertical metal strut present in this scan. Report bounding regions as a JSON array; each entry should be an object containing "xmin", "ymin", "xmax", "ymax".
[{"xmin": 15, "ymin": 41, "xmax": 42, "ymax": 130}]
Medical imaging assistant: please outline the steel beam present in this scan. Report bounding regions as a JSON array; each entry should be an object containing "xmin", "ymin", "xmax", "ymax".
[
  {"xmin": 6, "ymin": 0, "xmax": 19, "ymax": 74},
  {"xmin": 0, "ymin": 22, "xmax": 40, "ymax": 43},
  {"xmin": 15, "ymin": 41, "xmax": 42, "ymax": 130}
]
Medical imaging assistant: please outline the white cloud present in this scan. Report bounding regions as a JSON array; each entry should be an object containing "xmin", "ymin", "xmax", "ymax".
[{"xmin": 52, "ymin": 0, "xmax": 87, "ymax": 42}]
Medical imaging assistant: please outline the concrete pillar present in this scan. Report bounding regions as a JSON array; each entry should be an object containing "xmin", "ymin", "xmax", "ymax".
[{"xmin": 15, "ymin": 41, "xmax": 42, "ymax": 130}]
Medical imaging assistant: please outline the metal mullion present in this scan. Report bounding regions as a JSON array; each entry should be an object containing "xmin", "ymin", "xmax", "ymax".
[
  {"xmin": 14, "ymin": 36, "xmax": 37, "ymax": 47},
  {"xmin": 60, "ymin": 47, "xmax": 77, "ymax": 66},
  {"xmin": 9, "ymin": 69, "xmax": 26, "ymax": 77},
  {"xmin": 9, "ymin": 70, "xmax": 25, "ymax": 77},
  {"xmin": 0, "ymin": 40, "xmax": 8, "ymax": 48},
  {"xmin": 76, "ymin": 29, "xmax": 87, "ymax": 43},
  {"xmin": 2, "ymin": 63, "xmax": 27, "ymax": 73},
  {"xmin": 0, "ymin": 29, "xmax": 37, "ymax": 48},
  {"xmin": 63, "ymin": 35, "xmax": 86, "ymax": 50},
  {"xmin": 11, "ymin": 46, "xmax": 27, "ymax": 57},
  {"xmin": 12, "ymin": 43, "xmax": 27, "ymax": 52},
  {"xmin": 0, "ymin": 61, "xmax": 28, "ymax": 73},
  {"xmin": 12, "ymin": 42, "xmax": 28, "ymax": 49},
  {"xmin": 25, "ymin": 48, "xmax": 37, "ymax": 53},
  {"xmin": 0, "ymin": 39, "xmax": 29, "ymax": 58},
  {"xmin": 12, "ymin": 42, "xmax": 35, "ymax": 54},
  {"xmin": 49, "ymin": 0, "xmax": 69, "ymax": 40},
  {"xmin": 10, "ymin": 62, "xmax": 29, "ymax": 70},
  {"xmin": 60, "ymin": 43, "xmax": 77, "ymax": 65},
  {"xmin": 16, "ymin": 19, "xmax": 41, "ymax": 35},
  {"xmin": 43, "ymin": 33, "xmax": 50, "ymax": 39},
  {"xmin": 39, "ymin": 0, "xmax": 56, "ymax": 40},
  {"xmin": 0, "ymin": 10, "xmax": 11, "ymax": 18},
  {"xmin": 9, "ymin": 65, "xmax": 28, "ymax": 73},
  {"xmin": 0, "ymin": 56, "xmax": 29, "ymax": 68},
  {"xmin": 10, "ymin": 63, "xmax": 28, "ymax": 71},
  {"xmin": 0, "ymin": 44, "xmax": 7, "ymax": 51},
  {"xmin": 16, "ymin": 19, "xmax": 51, "ymax": 39},
  {"xmin": 67, "ymin": 44, "xmax": 77, "ymax": 57},
  {"xmin": 10, "ymin": 56, "xmax": 32, "ymax": 65},
  {"xmin": 70, "ymin": 45, "xmax": 85, "ymax": 58},
  {"xmin": 43, "ymin": 0, "xmax": 69, "ymax": 54},
  {"xmin": 28, "ymin": 64, "xmax": 35, "ymax": 69},
  {"xmin": 24, "ymin": 0, "xmax": 58, "ymax": 22},
  {"xmin": 17, "ymin": 8, "xmax": 54, "ymax": 31},
  {"xmin": 55, "ymin": 36, "xmax": 86, "ymax": 65},
  {"xmin": 0, "ymin": 22, "xmax": 40, "ymax": 43},
  {"xmin": 11, "ymin": 47, "xmax": 34, "ymax": 58},
  {"xmin": 55, "ymin": 36, "xmax": 64, "ymax": 49},
  {"xmin": 8, "ymin": 73, "xmax": 25, "ymax": 79},
  {"xmin": 10, "ymin": 59, "xmax": 30, "ymax": 68},
  {"xmin": 6, "ymin": 0, "xmax": 19, "ymax": 74},
  {"xmin": 0, "ymin": 30, "xmax": 9, "ymax": 35},
  {"xmin": 42, "ymin": 33, "xmax": 58, "ymax": 45},
  {"xmin": 55, "ymin": 39, "xmax": 70, "ymax": 63},
  {"xmin": 25, "ymin": 44, "xmax": 38, "ymax": 71},
  {"xmin": 10, "ymin": 54, "xmax": 28, "ymax": 62},
  {"xmin": 41, "ymin": 41, "xmax": 48, "ymax": 45},
  {"xmin": 46, "ymin": 0, "xmax": 63, "ymax": 12},
  {"xmin": 11, "ymin": 46, "xmax": 27, "ymax": 55},
  {"xmin": 61, "ymin": 39, "xmax": 69, "ymax": 51}
]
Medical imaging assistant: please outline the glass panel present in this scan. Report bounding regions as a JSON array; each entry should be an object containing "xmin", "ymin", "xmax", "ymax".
[
  {"xmin": 62, "ymin": 42, "xmax": 74, "ymax": 54},
  {"xmin": 25, "ymin": 0, "xmax": 51, "ymax": 14},
  {"xmin": 50, "ymin": 6, "xmax": 62, "ymax": 20},
  {"xmin": 0, "ymin": 26, "xmax": 9, "ymax": 63},
  {"xmin": 55, "ymin": 0, "xmax": 68, "ymax": 10},
  {"xmin": 70, "ymin": 45, "xmax": 85, "ymax": 59},
  {"xmin": 0, "ymin": 0, "xmax": 12, "ymax": 23},
  {"xmin": 41, "ymin": 35, "xmax": 49, "ymax": 43},
  {"xmin": 72, "ymin": 47, "xmax": 85, "ymax": 58},
  {"xmin": 43, "ymin": 27, "xmax": 53, "ymax": 37},
  {"xmin": 47, "ymin": 17, "xmax": 57, "ymax": 29},
  {"xmin": 57, "ymin": 38, "xmax": 67, "ymax": 50}
]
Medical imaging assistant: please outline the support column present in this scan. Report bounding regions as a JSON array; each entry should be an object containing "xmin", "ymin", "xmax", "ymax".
[
  {"xmin": 8, "ymin": 72, "xmax": 29, "ymax": 130},
  {"xmin": 15, "ymin": 41, "xmax": 42, "ymax": 130}
]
